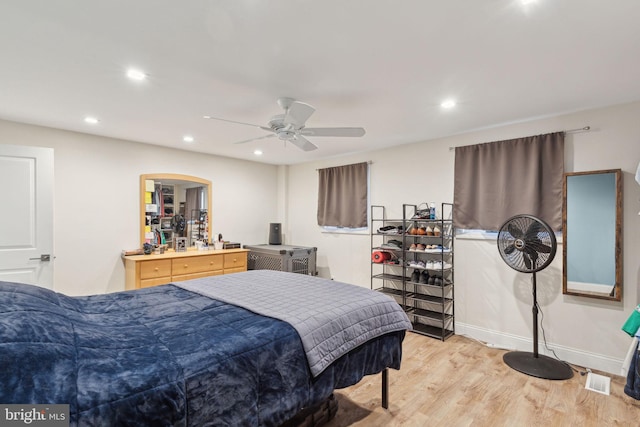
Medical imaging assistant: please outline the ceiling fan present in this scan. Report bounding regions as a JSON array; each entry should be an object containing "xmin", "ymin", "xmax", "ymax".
[{"xmin": 204, "ymin": 97, "xmax": 366, "ymax": 151}]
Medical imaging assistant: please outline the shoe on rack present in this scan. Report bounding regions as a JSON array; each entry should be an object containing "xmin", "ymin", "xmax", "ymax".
[
  {"xmin": 433, "ymin": 226, "xmax": 441, "ymax": 236},
  {"xmin": 416, "ymin": 243, "xmax": 426, "ymax": 251},
  {"xmin": 417, "ymin": 260, "xmax": 426, "ymax": 269},
  {"xmin": 419, "ymin": 271, "xmax": 429, "ymax": 284},
  {"xmin": 425, "ymin": 260, "xmax": 434, "ymax": 269},
  {"xmin": 432, "ymin": 261, "xmax": 443, "ymax": 270},
  {"xmin": 443, "ymin": 262, "xmax": 453, "ymax": 269},
  {"xmin": 411, "ymin": 269, "xmax": 420, "ymax": 283},
  {"xmin": 426, "ymin": 226, "xmax": 434, "ymax": 236},
  {"xmin": 409, "ymin": 243, "xmax": 417, "ymax": 251},
  {"xmin": 428, "ymin": 276, "xmax": 436, "ymax": 285},
  {"xmin": 417, "ymin": 227, "xmax": 426, "ymax": 235}
]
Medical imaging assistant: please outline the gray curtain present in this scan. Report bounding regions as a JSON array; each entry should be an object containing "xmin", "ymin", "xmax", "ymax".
[
  {"xmin": 453, "ymin": 132, "xmax": 564, "ymax": 231},
  {"xmin": 317, "ymin": 162, "xmax": 368, "ymax": 228},
  {"xmin": 185, "ymin": 187, "xmax": 202, "ymax": 222}
]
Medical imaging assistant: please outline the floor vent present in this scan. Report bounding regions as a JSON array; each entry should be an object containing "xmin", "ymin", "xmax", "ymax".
[{"xmin": 585, "ymin": 372, "xmax": 611, "ymax": 395}]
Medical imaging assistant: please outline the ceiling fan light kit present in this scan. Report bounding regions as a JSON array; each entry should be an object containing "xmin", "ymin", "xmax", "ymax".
[{"xmin": 204, "ymin": 98, "xmax": 365, "ymax": 152}]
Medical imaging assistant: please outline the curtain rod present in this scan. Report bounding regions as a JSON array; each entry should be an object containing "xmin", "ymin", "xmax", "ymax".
[
  {"xmin": 316, "ymin": 160, "xmax": 372, "ymax": 171},
  {"xmin": 448, "ymin": 126, "xmax": 591, "ymax": 151}
]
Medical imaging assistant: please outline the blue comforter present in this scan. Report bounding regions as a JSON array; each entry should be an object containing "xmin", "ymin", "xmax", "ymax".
[{"xmin": 0, "ymin": 280, "xmax": 405, "ymax": 426}]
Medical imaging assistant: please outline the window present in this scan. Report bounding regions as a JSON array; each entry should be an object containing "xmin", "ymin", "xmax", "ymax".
[{"xmin": 317, "ymin": 162, "xmax": 369, "ymax": 231}]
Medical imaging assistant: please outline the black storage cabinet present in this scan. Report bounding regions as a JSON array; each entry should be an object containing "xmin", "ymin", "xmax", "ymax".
[{"xmin": 244, "ymin": 244, "xmax": 317, "ymax": 276}]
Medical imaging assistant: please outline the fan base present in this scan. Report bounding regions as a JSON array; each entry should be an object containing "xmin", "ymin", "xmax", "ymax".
[{"xmin": 503, "ymin": 351, "xmax": 573, "ymax": 380}]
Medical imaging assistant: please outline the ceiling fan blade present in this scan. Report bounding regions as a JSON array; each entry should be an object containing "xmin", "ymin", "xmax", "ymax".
[
  {"xmin": 300, "ymin": 127, "xmax": 366, "ymax": 137},
  {"xmin": 289, "ymin": 135, "xmax": 318, "ymax": 151},
  {"xmin": 284, "ymin": 101, "xmax": 315, "ymax": 127},
  {"xmin": 203, "ymin": 115, "xmax": 264, "ymax": 128},
  {"xmin": 234, "ymin": 134, "xmax": 275, "ymax": 145}
]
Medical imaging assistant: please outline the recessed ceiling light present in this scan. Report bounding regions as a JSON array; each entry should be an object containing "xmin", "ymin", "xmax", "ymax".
[
  {"xmin": 254, "ymin": 149, "xmax": 263, "ymax": 156},
  {"xmin": 126, "ymin": 68, "xmax": 147, "ymax": 81},
  {"xmin": 84, "ymin": 116, "xmax": 99, "ymax": 124},
  {"xmin": 183, "ymin": 135, "xmax": 194, "ymax": 143},
  {"xmin": 441, "ymin": 99, "xmax": 456, "ymax": 109}
]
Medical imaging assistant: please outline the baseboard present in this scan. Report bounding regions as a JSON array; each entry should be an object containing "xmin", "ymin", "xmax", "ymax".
[{"xmin": 456, "ymin": 322, "xmax": 625, "ymax": 377}]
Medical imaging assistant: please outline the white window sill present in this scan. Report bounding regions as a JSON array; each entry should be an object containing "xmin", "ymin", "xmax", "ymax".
[{"xmin": 455, "ymin": 230, "xmax": 563, "ymax": 244}]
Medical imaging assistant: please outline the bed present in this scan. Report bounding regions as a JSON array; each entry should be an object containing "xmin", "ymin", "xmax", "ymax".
[{"xmin": 0, "ymin": 269, "xmax": 411, "ymax": 426}]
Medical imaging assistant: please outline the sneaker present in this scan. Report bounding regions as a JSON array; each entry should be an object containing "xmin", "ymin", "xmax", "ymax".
[
  {"xmin": 419, "ymin": 271, "xmax": 429, "ymax": 284},
  {"xmin": 432, "ymin": 261, "xmax": 442, "ymax": 270},
  {"xmin": 416, "ymin": 243, "xmax": 426, "ymax": 251},
  {"xmin": 411, "ymin": 269, "xmax": 420, "ymax": 283},
  {"xmin": 417, "ymin": 260, "xmax": 426, "ymax": 269},
  {"xmin": 409, "ymin": 243, "xmax": 417, "ymax": 251},
  {"xmin": 428, "ymin": 276, "xmax": 436, "ymax": 285},
  {"xmin": 443, "ymin": 262, "xmax": 453, "ymax": 269},
  {"xmin": 425, "ymin": 260, "xmax": 434, "ymax": 269}
]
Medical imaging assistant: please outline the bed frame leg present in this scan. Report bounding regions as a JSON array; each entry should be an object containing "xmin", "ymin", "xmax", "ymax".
[{"xmin": 382, "ymin": 368, "xmax": 389, "ymax": 409}]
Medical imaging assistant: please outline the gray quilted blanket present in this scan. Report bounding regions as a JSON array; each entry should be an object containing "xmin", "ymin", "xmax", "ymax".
[{"xmin": 176, "ymin": 270, "xmax": 412, "ymax": 376}]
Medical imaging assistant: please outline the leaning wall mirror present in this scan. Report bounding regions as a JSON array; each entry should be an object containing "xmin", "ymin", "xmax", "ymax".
[
  {"xmin": 562, "ymin": 169, "xmax": 623, "ymax": 301},
  {"xmin": 139, "ymin": 173, "xmax": 212, "ymax": 249}
]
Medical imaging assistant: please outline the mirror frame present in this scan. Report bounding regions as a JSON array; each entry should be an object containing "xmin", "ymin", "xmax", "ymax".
[
  {"xmin": 140, "ymin": 173, "xmax": 212, "ymax": 247},
  {"xmin": 562, "ymin": 169, "xmax": 623, "ymax": 301}
]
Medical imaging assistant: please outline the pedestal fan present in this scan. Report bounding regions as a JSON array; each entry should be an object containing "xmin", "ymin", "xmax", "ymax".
[{"xmin": 497, "ymin": 214, "xmax": 573, "ymax": 380}]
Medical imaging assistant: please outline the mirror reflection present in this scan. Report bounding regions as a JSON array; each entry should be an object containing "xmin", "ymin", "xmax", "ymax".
[
  {"xmin": 562, "ymin": 169, "xmax": 622, "ymax": 301},
  {"xmin": 140, "ymin": 174, "xmax": 212, "ymax": 249}
]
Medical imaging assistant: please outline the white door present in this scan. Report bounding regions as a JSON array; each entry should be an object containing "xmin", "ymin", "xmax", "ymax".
[{"xmin": 0, "ymin": 144, "xmax": 54, "ymax": 288}]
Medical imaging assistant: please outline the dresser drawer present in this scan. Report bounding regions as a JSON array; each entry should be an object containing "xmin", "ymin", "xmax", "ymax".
[
  {"xmin": 140, "ymin": 277, "xmax": 171, "ymax": 288},
  {"xmin": 224, "ymin": 252, "xmax": 247, "ymax": 270},
  {"xmin": 140, "ymin": 260, "xmax": 172, "ymax": 280},
  {"xmin": 172, "ymin": 270, "xmax": 224, "ymax": 282},
  {"xmin": 172, "ymin": 254, "xmax": 223, "ymax": 275}
]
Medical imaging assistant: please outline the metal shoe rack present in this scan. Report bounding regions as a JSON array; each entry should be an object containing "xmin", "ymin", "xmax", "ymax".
[
  {"xmin": 370, "ymin": 205, "xmax": 406, "ymax": 309},
  {"xmin": 370, "ymin": 203, "xmax": 454, "ymax": 341}
]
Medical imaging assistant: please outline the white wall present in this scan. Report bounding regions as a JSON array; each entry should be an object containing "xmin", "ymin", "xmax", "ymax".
[
  {"xmin": 2, "ymin": 100, "xmax": 638, "ymax": 375},
  {"xmin": 0, "ymin": 119, "xmax": 279, "ymax": 296},
  {"xmin": 285, "ymin": 101, "xmax": 640, "ymax": 375}
]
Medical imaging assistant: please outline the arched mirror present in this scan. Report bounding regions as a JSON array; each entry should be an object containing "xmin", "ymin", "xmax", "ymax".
[
  {"xmin": 140, "ymin": 173, "xmax": 212, "ymax": 249},
  {"xmin": 562, "ymin": 169, "xmax": 623, "ymax": 301}
]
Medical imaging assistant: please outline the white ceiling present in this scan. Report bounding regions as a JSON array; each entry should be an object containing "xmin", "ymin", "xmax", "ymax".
[{"xmin": 1, "ymin": 1, "xmax": 639, "ymax": 165}]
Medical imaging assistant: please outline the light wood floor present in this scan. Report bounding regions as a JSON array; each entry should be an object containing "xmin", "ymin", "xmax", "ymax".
[{"xmin": 326, "ymin": 332, "xmax": 640, "ymax": 427}]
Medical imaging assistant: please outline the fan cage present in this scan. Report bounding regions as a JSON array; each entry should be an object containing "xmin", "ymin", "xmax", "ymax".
[{"xmin": 497, "ymin": 215, "xmax": 557, "ymax": 273}]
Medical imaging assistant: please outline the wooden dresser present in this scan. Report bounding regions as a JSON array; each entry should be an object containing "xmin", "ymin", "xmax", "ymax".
[{"xmin": 123, "ymin": 248, "xmax": 248, "ymax": 290}]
